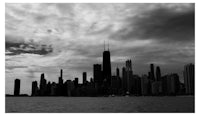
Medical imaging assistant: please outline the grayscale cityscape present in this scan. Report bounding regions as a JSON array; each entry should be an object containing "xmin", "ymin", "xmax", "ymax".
[{"xmin": 5, "ymin": 3, "xmax": 194, "ymax": 113}]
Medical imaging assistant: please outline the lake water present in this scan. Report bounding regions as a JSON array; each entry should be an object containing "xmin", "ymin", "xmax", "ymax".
[{"xmin": 6, "ymin": 96, "xmax": 194, "ymax": 113}]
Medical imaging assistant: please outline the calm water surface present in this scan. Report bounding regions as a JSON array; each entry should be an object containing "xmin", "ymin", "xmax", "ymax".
[{"xmin": 6, "ymin": 96, "xmax": 194, "ymax": 113}]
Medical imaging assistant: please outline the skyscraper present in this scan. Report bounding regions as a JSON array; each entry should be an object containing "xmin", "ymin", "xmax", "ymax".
[
  {"xmin": 148, "ymin": 71, "xmax": 151, "ymax": 80},
  {"xmin": 66, "ymin": 80, "xmax": 74, "ymax": 96},
  {"xmin": 74, "ymin": 78, "xmax": 79, "ymax": 88},
  {"xmin": 126, "ymin": 59, "xmax": 133, "ymax": 93},
  {"xmin": 50, "ymin": 82, "xmax": 57, "ymax": 96},
  {"xmin": 122, "ymin": 67, "xmax": 127, "ymax": 92},
  {"xmin": 60, "ymin": 69, "xmax": 63, "ymax": 78},
  {"xmin": 184, "ymin": 63, "xmax": 194, "ymax": 95},
  {"xmin": 39, "ymin": 73, "xmax": 47, "ymax": 96},
  {"xmin": 156, "ymin": 66, "xmax": 161, "ymax": 81},
  {"xmin": 141, "ymin": 75, "xmax": 149, "ymax": 96},
  {"xmin": 93, "ymin": 64, "xmax": 102, "ymax": 87},
  {"xmin": 126, "ymin": 60, "xmax": 132, "ymax": 72},
  {"xmin": 59, "ymin": 69, "xmax": 63, "ymax": 85},
  {"xmin": 166, "ymin": 74, "xmax": 180, "ymax": 95},
  {"xmin": 151, "ymin": 81, "xmax": 162, "ymax": 95},
  {"xmin": 31, "ymin": 81, "xmax": 38, "ymax": 96},
  {"xmin": 111, "ymin": 75, "xmax": 120, "ymax": 94},
  {"xmin": 14, "ymin": 79, "xmax": 20, "ymax": 96},
  {"xmin": 132, "ymin": 75, "xmax": 141, "ymax": 95},
  {"xmin": 150, "ymin": 64, "xmax": 155, "ymax": 81},
  {"xmin": 103, "ymin": 48, "xmax": 111, "ymax": 86},
  {"xmin": 46, "ymin": 81, "xmax": 51, "ymax": 96},
  {"xmin": 83, "ymin": 72, "xmax": 87, "ymax": 84},
  {"xmin": 116, "ymin": 67, "xmax": 120, "ymax": 77},
  {"xmin": 58, "ymin": 69, "xmax": 63, "ymax": 96}
]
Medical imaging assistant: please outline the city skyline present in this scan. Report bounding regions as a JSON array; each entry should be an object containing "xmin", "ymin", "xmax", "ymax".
[
  {"xmin": 6, "ymin": 3, "xmax": 194, "ymax": 95},
  {"xmin": 9, "ymin": 47, "xmax": 194, "ymax": 96}
]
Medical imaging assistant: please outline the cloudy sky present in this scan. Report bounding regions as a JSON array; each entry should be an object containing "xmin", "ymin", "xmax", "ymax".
[{"xmin": 5, "ymin": 3, "xmax": 194, "ymax": 95}]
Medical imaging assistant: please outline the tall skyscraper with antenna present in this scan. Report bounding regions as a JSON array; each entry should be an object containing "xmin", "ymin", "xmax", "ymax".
[{"xmin": 103, "ymin": 41, "xmax": 111, "ymax": 87}]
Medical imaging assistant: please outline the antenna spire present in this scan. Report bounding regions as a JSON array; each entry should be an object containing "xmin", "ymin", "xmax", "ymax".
[
  {"xmin": 104, "ymin": 40, "xmax": 105, "ymax": 51},
  {"xmin": 108, "ymin": 41, "xmax": 109, "ymax": 51}
]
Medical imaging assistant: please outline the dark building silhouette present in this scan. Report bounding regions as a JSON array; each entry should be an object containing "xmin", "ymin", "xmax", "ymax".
[
  {"xmin": 156, "ymin": 66, "xmax": 161, "ymax": 81},
  {"xmin": 60, "ymin": 69, "xmax": 63, "ymax": 77},
  {"xmin": 111, "ymin": 75, "xmax": 121, "ymax": 94},
  {"xmin": 172, "ymin": 74, "xmax": 180, "ymax": 94},
  {"xmin": 184, "ymin": 63, "xmax": 194, "ymax": 95},
  {"xmin": 150, "ymin": 64, "xmax": 155, "ymax": 81},
  {"xmin": 122, "ymin": 67, "xmax": 127, "ymax": 93},
  {"xmin": 50, "ymin": 82, "xmax": 57, "ymax": 96},
  {"xmin": 151, "ymin": 81, "xmax": 162, "ymax": 95},
  {"xmin": 46, "ymin": 81, "xmax": 51, "ymax": 96},
  {"xmin": 167, "ymin": 74, "xmax": 180, "ymax": 95},
  {"xmin": 39, "ymin": 73, "xmax": 47, "ymax": 96},
  {"xmin": 63, "ymin": 81, "xmax": 68, "ymax": 96},
  {"xmin": 131, "ymin": 75, "xmax": 141, "ymax": 95},
  {"xmin": 31, "ymin": 81, "xmax": 38, "ymax": 96},
  {"xmin": 14, "ymin": 79, "xmax": 20, "ymax": 96},
  {"xmin": 90, "ymin": 78, "xmax": 94, "ymax": 83},
  {"xmin": 126, "ymin": 60, "xmax": 132, "ymax": 71},
  {"xmin": 116, "ymin": 67, "xmax": 122, "ymax": 90},
  {"xmin": 126, "ymin": 60, "xmax": 133, "ymax": 93},
  {"xmin": 161, "ymin": 75, "xmax": 168, "ymax": 95},
  {"xmin": 66, "ymin": 80, "xmax": 74, "ymax": 96},
  {"xmin": 74, "ymin": 78, "xmax": 79, "ymax": 88},
  {"xmin": 83, "ymin": 72, "xmax": 87, "ymax": 84},
  {"xmin": 179, "ymin": 83, "xmax": 186, "ymax": 95},
  {"xmin": 141, "ymin": 75, "xmax": 149, "ymax": 96},
  {"xmin": 161, "ymin": 73, "xmax": 180, "ymax": 95},
  {"xmin": 24, "ymin": 44, "xmax": 194, "ymax": 97},
  {"xmin": 116, "ymin": 67, "xmax": 120, "ymax": 77},
  {"xmin": 57, "ymin": 69, "xmax": 64, "ymax": 96},
  {"xmin": 148, "ymin": 71, "xmax": 151, "ymax": 80},
  {"xmin": 59, "ymin": 69, "xmax": 63, "ymax": 85},
  {"xmin": 93, "ymin": 64, "xmax": 102, "ymax": 88},
  {"xmin": 103, "ymin": 48, "xmax": 111, "ymax": 86}
]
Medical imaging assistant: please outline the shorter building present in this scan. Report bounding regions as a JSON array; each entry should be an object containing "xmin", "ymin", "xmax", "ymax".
[
  {"xmin": 50, "ymin": 82, "xmax": 57, "ymax": 96},
  {"xmin": 31, "ymin": 81, "xmax": 38, "ymax": 96},
  {"xmin": 111, "ymin": 76, "xmax": 121, "ymax": 94},
  {"xmin": 67, "ymin": 80, "xmax": 75, "ymax": 96},
  {"xmin": 14, "ymin": 79, "xmax": 20, "ymax": 96},
  {"xmin": 141, "ymin": 75, "xmax": 149, "ymax": 96},
  {"xmin": 162, "ymin": 73, "xmax": 180, "ymax": 95},
  {"xmin": 151, "ymin": 81, "xmax": 162, "ymax": 95},
  {"xmin": 83, "ymin": 72, "xmax": 87, "ymax": 85},
  {"xmin": 184, "ymin": 63, "xmax": 194, "ymax": 95},
  {"xmin": 93, "ymin": 64, "xmax": 102, "ymax": 89}
]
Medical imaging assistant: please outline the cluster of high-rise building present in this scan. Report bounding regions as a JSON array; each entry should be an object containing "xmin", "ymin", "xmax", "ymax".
[{"xmin": 12, "ymin": 47, "xmax": 195, "ymax": 96}]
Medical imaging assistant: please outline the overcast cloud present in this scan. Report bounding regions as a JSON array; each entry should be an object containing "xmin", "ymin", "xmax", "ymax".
[{"xmin": 5, "ymin": 3, "xmax": 194, "ymax": 95}]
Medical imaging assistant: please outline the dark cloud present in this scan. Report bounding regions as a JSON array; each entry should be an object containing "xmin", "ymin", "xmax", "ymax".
[
  {"xmin": 5, "ymin": 34, "xmax": 53, "ymax": 55},
  {"xmin": 6, "ymin": 42, "xmax": 53, "ymax": 55},
  {"xmin": 111, "ymin": 4, "xmax": 194, "ymax": 42},
  {"xmin": 6, "ymin": 66, "xmax": 28, "ymax": 70}
]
